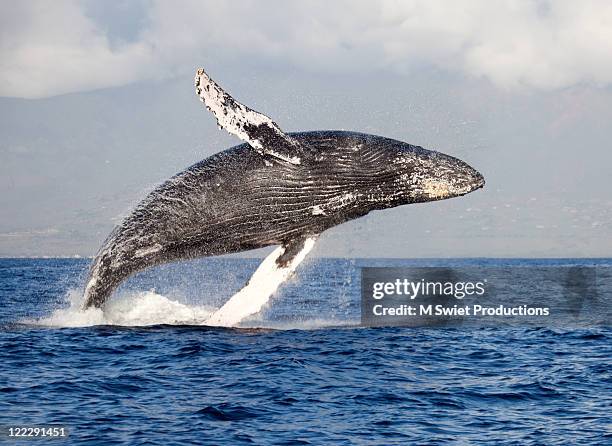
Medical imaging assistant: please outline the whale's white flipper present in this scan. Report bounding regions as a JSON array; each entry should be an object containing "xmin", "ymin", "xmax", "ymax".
[
  {"xmin": 195, "ymin": 68, "xmax": 309, "ymax": 165},
  {"xmin": 206, "ymin": 237, "xmax": 317, "ymax": 327}
]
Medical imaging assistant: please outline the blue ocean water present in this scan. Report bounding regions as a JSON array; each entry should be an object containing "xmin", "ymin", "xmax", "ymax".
[{"xmin": 0, "ymin": 257, "xmax": 610, "ymax": 445}]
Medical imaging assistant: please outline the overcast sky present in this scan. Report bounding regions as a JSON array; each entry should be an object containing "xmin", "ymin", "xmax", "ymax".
[{"xmin": 1, "ymin": 0, "xmax": 611, "ymax": 257}]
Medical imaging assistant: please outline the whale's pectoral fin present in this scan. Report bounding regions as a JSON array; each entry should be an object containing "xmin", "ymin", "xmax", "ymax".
[
  {"xmin": 195, "ymin": 68, "xmax": 310, "ymax": 165},
  {"xmin": 206, "ymin": 236, "xmax": 318, "ymax": 327},
  {"xmin": 276, "ymin": 236, "xmax": 316, "ymax": 268}
]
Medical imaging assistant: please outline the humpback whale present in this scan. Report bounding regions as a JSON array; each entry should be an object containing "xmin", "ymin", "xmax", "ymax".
[{"xmin": 83, "ymin": 68, "xmax": 484, "ymax": 309}]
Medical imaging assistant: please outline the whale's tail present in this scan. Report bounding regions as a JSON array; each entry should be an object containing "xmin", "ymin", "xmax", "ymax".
[
  {"xmin": 82, "ymin": 250, "xmax": 128, "ymax": 309},
  {"xmin": 82, "ymin": 227, "xmax": 147, "ymax": 309}
]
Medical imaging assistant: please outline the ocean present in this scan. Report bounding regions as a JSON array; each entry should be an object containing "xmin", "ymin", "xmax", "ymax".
[{"xmin": 0, "ymin": 257, "xmax": 610, "ymax": 445}]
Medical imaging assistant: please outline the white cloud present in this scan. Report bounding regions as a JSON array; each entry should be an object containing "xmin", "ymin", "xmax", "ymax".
[
  {"xmin": 2, "ymin": 0, "xmax": 612, "ymax": 98},
  {"xmin": 0, "ymin": 1, "xmax": 159, "ymax": 98}
]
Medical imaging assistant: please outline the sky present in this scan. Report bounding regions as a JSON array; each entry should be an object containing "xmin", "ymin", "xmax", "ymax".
[{"xmin": 1, "ymin": 0, "xmax": 611, "ymax": 258}]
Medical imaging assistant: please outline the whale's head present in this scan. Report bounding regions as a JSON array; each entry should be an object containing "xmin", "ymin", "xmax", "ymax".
[
  {"xmin": 337, "ymin": 134, "xmax": 485, "ymax": 207},
  {"xmin": 305, "ymin": 132, "xmax": 484, "ymax": 211},
  {"xmin": 394, "ymin": 147, "xmax": 485, "ymax": 203}
]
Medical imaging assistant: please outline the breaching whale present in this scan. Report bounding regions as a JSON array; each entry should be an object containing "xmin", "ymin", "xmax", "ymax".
[{"xmin": 82, "ymin": 68, "xmax": 484, "ymax": 310}]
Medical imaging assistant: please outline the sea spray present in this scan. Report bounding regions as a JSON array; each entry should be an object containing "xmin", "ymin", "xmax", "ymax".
[
  {"xmin": 33, "ymin": 288, "xmax": 214, "ymax": 327},
  {"xmin": 32, "ymin": 239, "xmax": 316, "ymax": 328}
]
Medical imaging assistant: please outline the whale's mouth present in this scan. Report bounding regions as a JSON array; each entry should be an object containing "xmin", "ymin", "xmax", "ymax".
[
  {"xmin": 404, "ymin": 150, "xmax": 485, "ymax": 201},
  {"xmin": 419, "ymin": 170, "xmax": 484, "ymax": 200},
  {"xmin": 466, "ymin": 172, "xmax": 486, "ymax": 193},
  {"xmin": 454, "ymin": 175, "xmax": 485, "ymax": 197},
  {"xmin": 450, "ymin": 164, "xmax": 486, "ymax": 197}
]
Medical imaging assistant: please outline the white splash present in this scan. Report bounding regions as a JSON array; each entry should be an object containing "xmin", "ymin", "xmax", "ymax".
[
  {"xmin": 206, "ymin": 237, "xmax": 317, "ymax": 327},
  {"xmin": 32, "ymin": 289, "xmax": 214, "ymax": 327},
  {"xmin": 32, "ymin": 238, "xmax": 316, "ymax": 329}
]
